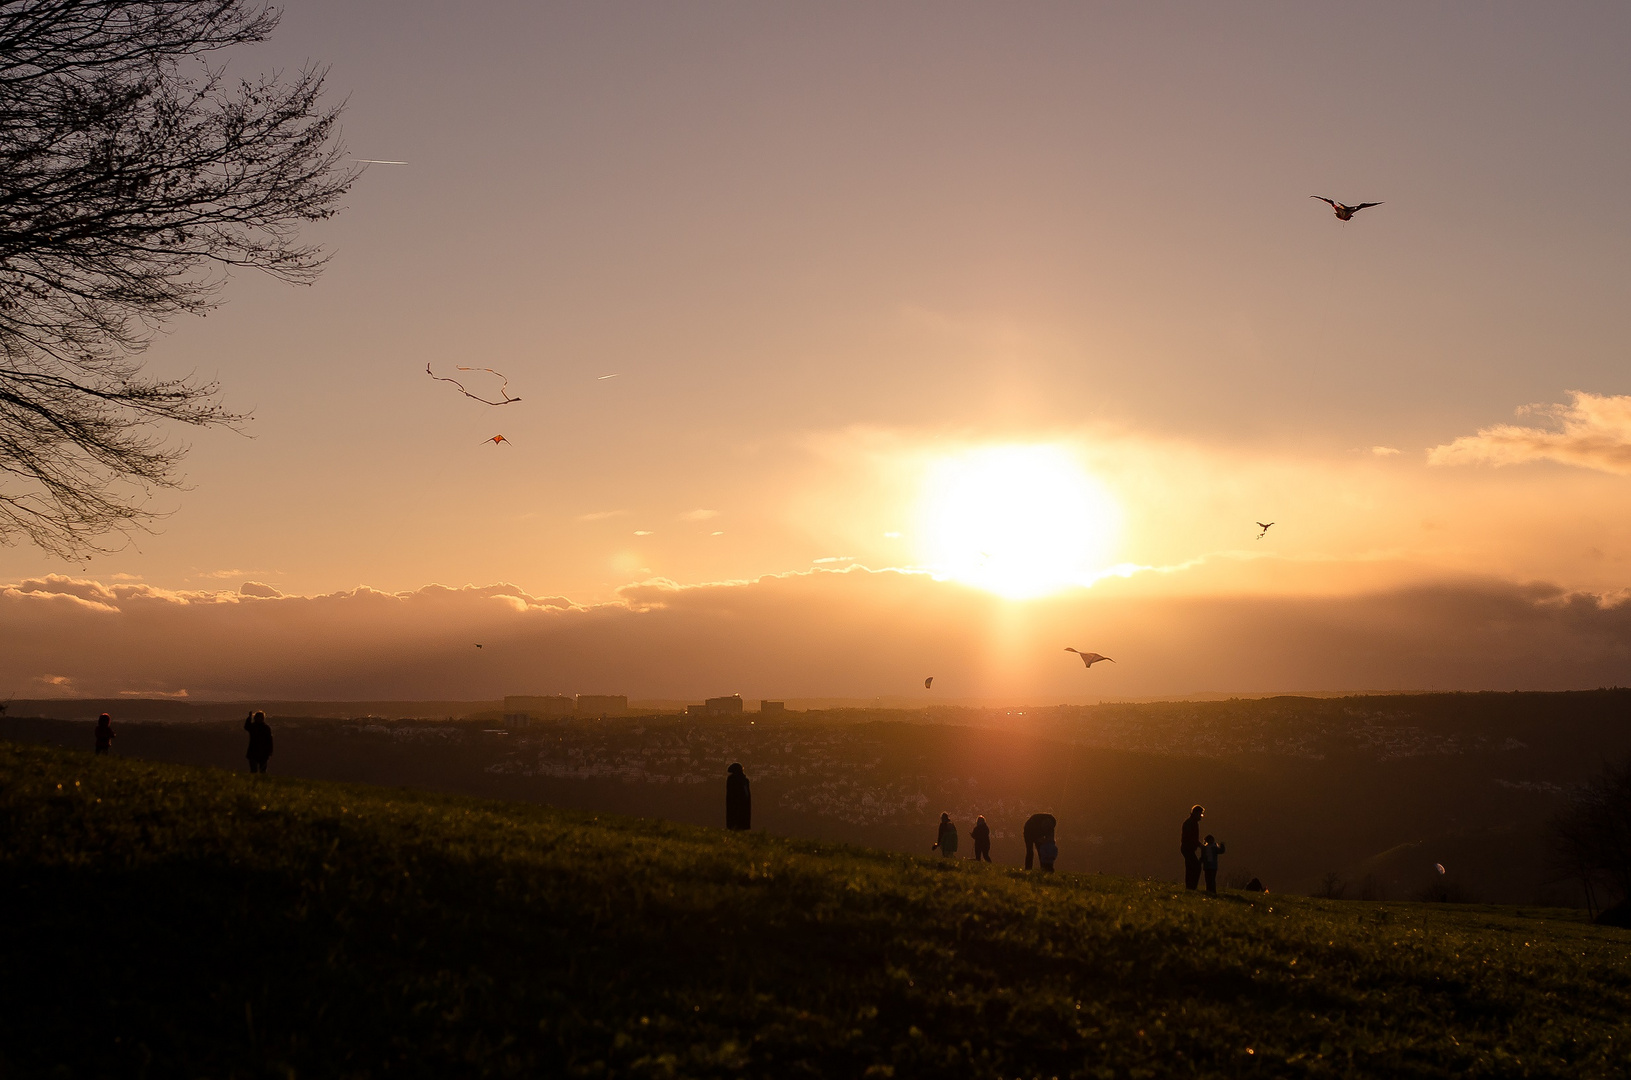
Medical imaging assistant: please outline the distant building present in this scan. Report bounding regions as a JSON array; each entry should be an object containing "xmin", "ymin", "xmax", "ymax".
[
  {"xmin": 503, "ymin": 695, "xmax": 574, "ymax": 725},
  {"xmin": 705, "ymin": 695, "xmax": 744, "ymax": 717},
  {"xmin": 575, "ymin": 694, "xmax": 628, "ymax": 718},
  {"xmin": 759, "ymin": 700, "xmax": 786, "ymax": 716}
]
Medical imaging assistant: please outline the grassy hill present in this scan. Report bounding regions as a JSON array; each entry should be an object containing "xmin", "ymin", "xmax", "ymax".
[{"xmin": 3, "ymin": 742, "xmax": 1629, "ymax": 1078}]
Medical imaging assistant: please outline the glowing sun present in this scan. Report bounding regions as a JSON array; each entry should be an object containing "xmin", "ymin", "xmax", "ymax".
[{"xmin": 916, "ymin": 445, "xmax": 1121, "ymax": 599}]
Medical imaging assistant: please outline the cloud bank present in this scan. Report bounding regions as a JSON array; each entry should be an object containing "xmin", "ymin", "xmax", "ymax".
[
  {"xmin": 4, "ymin": 569, "xmax": 1630, "ymax": 702},
  {"xmin": 1429, "ymin": 392, "xmax": 1631, "ymax": 474}
]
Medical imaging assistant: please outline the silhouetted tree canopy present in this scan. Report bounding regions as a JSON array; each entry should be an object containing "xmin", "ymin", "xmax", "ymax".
[
  {"xmin": 1548, "ymin": 754, "xmax": 1631, "ymax": 917},
  {"xmin": 0, "ymin": 0, "xmax": 354, "ymax": 556}
]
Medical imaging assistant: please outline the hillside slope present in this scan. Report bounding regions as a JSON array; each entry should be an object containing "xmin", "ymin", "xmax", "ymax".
[{"xmin": 2, "ymin": 742, "xmax": 1628, "ymax": 1079}]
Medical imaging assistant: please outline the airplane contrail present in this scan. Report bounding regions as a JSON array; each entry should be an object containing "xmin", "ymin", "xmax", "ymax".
[
  {"xmin": 597, "ymin": 373, "xmax": 621, "ymax": 380},
  {"xmin": 352, "ymin": 158, "xmax": 408, "ymax": 165}
]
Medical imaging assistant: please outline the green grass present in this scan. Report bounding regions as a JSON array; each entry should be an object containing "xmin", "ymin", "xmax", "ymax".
[{"xmin": 3, "ymin": 742, "xmax": 1629, "ymax": 1079}]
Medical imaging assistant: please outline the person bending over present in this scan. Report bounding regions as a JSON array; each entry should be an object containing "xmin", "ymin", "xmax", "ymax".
[{"xmin": 1023, "ymin": 812, "xmax": 1056, "ymax": 870}]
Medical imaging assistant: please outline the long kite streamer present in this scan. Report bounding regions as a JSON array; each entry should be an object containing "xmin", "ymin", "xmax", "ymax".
[{"xmin": 426, "ymin": 363, "xmax": 522, "ymax": 406}]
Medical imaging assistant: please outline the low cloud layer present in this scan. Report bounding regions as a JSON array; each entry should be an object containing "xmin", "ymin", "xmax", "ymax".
[
  {"xmin": 4, "ymin": 569, "xmax": 1630, "ymax": 702},
  {"xmin": 1429, "ymin": 392, "xmax": 1631, "ymax": 474}
]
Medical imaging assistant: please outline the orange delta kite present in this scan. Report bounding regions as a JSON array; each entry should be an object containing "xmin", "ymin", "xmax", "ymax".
[
  {"xmin": 427, "ymin": 363, "xmax": 522, "ymax": 406},
  {"xmin": 484, "ymin": 435, "xmax": 510, "ymax": 446}
]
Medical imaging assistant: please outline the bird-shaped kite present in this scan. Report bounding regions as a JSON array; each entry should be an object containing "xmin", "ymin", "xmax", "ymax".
[
  {"xmin": 1256, "ymin": 521, "xmax": 1274, "ymax": 539},
  {"xmin": 1310, "ymin": 196, "xmax": 1382, "ymax": 221},
  {"xmin": 484, "ymin": 435, "xmax": 510, "ymax": 446},
  {"xmin": 924, "ymin": 677, "xmax": 934, "ymax": 689},
  {"xmin": 427, "ymin": 363, "xmax": 521, "ymax": 406},
  {"xmin": 1066, "ymin": 648, "xmax": 1115, "ymax": 668},
  {"xmin": 475, "ymin": 644, "xmax": 484, "ymax": 649}
]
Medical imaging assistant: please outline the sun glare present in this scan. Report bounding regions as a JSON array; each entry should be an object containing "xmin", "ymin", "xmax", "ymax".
[{"xmin": 916, "ymin": 445, "xmax": 1122, "ymax": 599}]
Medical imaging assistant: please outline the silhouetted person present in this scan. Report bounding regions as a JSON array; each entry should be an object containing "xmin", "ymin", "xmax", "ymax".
[
  {"xmin": 1037, "ymin": 834, "xmax": 1058, "ymax": 872},
  {"xmin": 244, "ymin": 711, "xmax": 273, "ymax": 774},
  {"xmin": 970, "ymin": 815, "xmax": 991, "ymax": 862},
  {"xmin": 94, "ymin": 713, "xmax": 114, "ymax": 756},
  {"xmin": 725, "ymin": 762, "xmax": 751, "ymax": 830},
  {"xmin": 933, "ymin": 812, "xmax": 959, "ymax": 857},
  {"xmin": 1181, "ymin": 804, "xmax": 1205, "ymax": 890},
  {"xmin": 1201, "ymin": 834, "xmax": 1226, "ymax": 894},
  {"xmin": 1023, "ymin": 812, "xmax": 1056, "ymax": 870}
]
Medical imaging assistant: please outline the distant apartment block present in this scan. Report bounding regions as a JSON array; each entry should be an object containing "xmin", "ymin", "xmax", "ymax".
[
  {"xmin": 685, "ymin": 694, "xmax": 744, "ymax": 718},
  {"xmin": 575, "ymin": 694, "xmax": 628, "ymax": 718},
  {"xmin": 503, "ymin": 695, "xmax": 574, "ymax": 725},
  {"xmin": 759, "ymin": 700, "xmax": 786, "ymax": 716}
]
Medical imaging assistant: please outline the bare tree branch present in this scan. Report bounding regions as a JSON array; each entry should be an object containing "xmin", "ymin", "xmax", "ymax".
[{"xmin": 0, "ymin": 0, "xmax": 354, "ymax": 556}]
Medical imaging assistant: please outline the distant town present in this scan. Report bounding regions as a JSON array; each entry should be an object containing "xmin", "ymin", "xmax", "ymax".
[{"xmin": 502, "ymin": 694, "xmax": 783, "ymax": 723}]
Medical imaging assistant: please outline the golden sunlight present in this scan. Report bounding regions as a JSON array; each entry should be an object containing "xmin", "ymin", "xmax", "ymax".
[{"xmin": 915, "ymin": 445, "xmax": 1122, "ymax": 599}]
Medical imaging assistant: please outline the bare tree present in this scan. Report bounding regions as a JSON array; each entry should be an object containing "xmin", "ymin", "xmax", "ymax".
[
  {"xmin": 1315, "ymin": 871, "xmax": 1346, "ymax": 900},
  {"xmin": 0, "ymin": 0, "xmax": 355, "ymax": 556}
]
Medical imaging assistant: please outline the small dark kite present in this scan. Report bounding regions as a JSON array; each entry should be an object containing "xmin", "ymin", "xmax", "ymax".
[
  {"xmin": 1310, "ymin": 196, "xmax": 1382, "ymax": 221},
  {"xmin": 1066, "ymin": 648, "xmax": 1114, "ymax": 669}
]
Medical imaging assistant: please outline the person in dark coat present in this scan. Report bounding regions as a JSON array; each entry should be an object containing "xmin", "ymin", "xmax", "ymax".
[
  {"xmin": 725, "ymin": 762, "xmax": 751, "ymax": 830},
  {"xmin": 932, "ymin": 812, "xmax": 959, "ymax": 857},
  {"xmin": 1023, "ymin": 812, "xmax": 1056, "ymax": 870},
  {"xmin": 94, "ymin": 713, "xmax": 115, "ymax": 756},
  {"xmin": 244, "ymin": 711, "xmax": 273, "ymax": 774},
  {"xmin": 970, "ymin": 815, "xmax": 992, "ymax": 862},
  {"xmin": 1181, "ymin": 804, "xmax": 1205, "ymax": 890}
]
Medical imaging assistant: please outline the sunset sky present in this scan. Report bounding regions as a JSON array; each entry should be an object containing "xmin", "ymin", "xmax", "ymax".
[{"xmin": 5, "ymin": 3, "xmax": 1631, "ymax": 702}]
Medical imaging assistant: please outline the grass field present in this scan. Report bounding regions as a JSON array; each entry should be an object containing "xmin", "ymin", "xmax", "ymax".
[{"xmin": 3, "ymin": 741, "xmax": 1629, "ymax": 1078}]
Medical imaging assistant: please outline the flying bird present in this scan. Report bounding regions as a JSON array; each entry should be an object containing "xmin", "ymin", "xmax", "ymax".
[
  {"xmin": 427, "ymin": 363, "xmax": 521, "ymax": 406},
  {"xmin": 1256, "ymin": 521, "xmax": 1274, "ymax": 539},
  {"xmin": 1066, "ymin": 648, "xmax": 1115, "ymax": 669},
  {"xmin": 484, "ymin": 435, "xmax": 510, "ymax": 446},
  {"xmin": 924, "ymin": 677, "xmax": 934, "ymax": 689},
  {"xmin": 1310, "ymin": 196, "xmax": 1383, "ymax": 221}
]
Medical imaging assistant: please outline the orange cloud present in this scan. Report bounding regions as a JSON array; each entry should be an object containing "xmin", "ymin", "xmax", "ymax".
[
  {"xmin": 4, "ymin": 569, "xmax": 1630, "ymax": 702},
  {"xmin": 1429, "ymin": 392, "xmax": 1631, "ymax": 474}
]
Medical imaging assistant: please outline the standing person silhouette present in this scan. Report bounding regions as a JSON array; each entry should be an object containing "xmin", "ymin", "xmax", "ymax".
[
  {"xmin": 970, "ymin": 814, "xmax": 992, "ymax": 862},
  {"xmin": 725, "ymin": 762, "xmax": 751, "ymax": 830},
  {"xmin": 243, "ymin": 711, "xmax": 273, "ymax": 774},
  {"xmin": 1200, "ymin": 834, "xmax": 1226, "ymax": 895},
  {"xmin": 94, "ymin": 713, "xmax": 115, "ymax": 756},
  {"xmin": 1181, "ymin": 804, "xmax": 1205, "ymax": 890},
  {"xmin": 1023, "ymin": 812, "xmax": 1057, "ymax": 870},
  {"xmin": 932, "ymin": 812, "xmax": 959, "ymax": 857}
]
